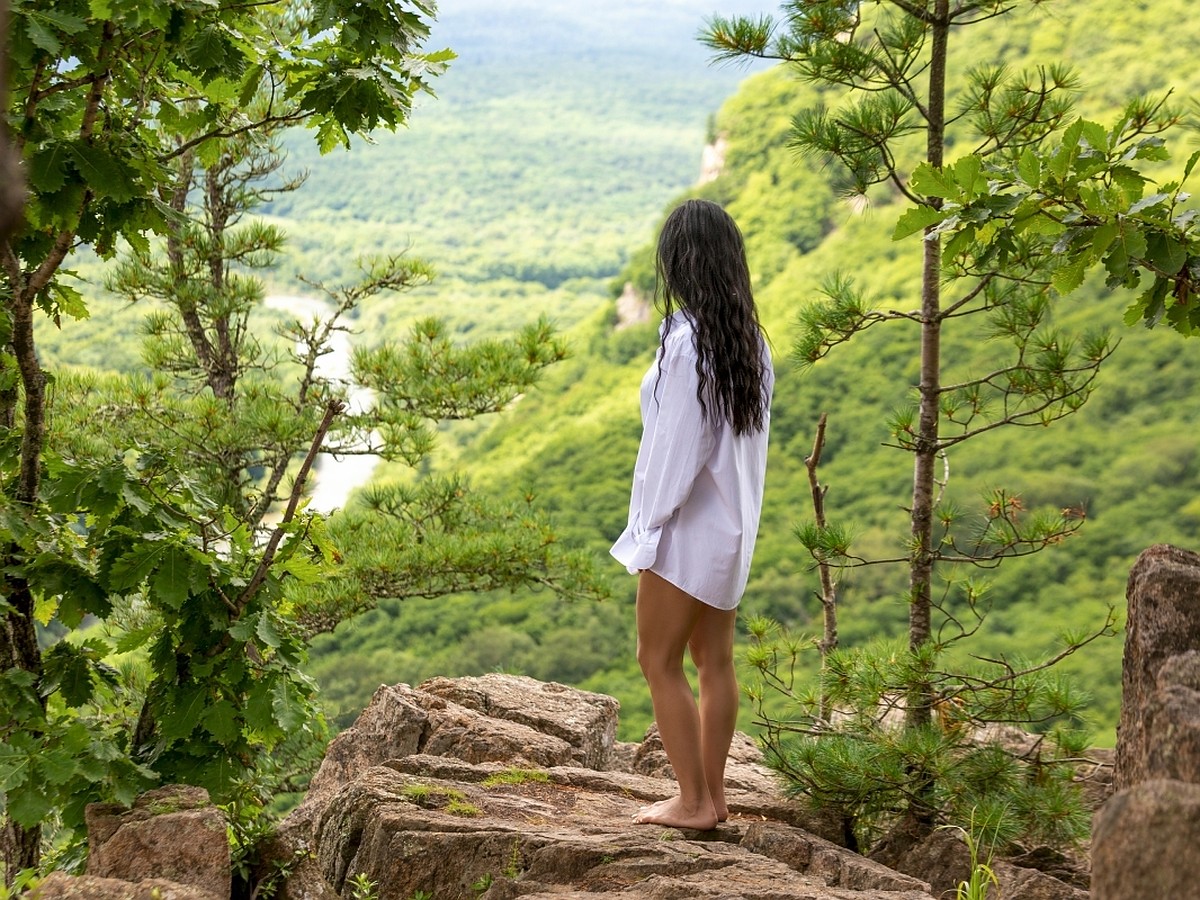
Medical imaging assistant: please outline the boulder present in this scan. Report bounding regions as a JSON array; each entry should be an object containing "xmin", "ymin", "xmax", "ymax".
[
  {"xmin": 297, "ymin": 682, "xmax": 432, "ymax": 825},
  {"xmin": 1140, "ymin": 649, "xmax": 1200, "ymax": 783},
  {"xmin": 278, "ymin": 675, "xmax": 1090, "ymax": 900},
  {"xmin": 268, "ymin": 679, "xmax": 577, "ymax": 899},
  {"xmin": 1090, "ymin": 544, "xmax": 1200, "ymax": 900},
  {"xmin": 1002, "ymin": 845, "xmax": 1089, "ymax": 891},
  {"xmin": 870, "ymin": 824, "xmax": 969, "ymax": 899},
  {"xmin": 992, "ymin": 862, "xmax": 1088, "ymax": 900},
  {"xmin": 741, "ymin": 820, "xmax": 930, "ymax": 892},
  {"xmin": 1091, "ymin": 778, "xmax": 1200, "ymax": 899},
  {"xmin": 288, "ymin": 680, "xmax": 577, "ymax": 835},
  {"xmin": 629, "ymin": 722, "xmax": 673, "ymax": 779},
  {"xmin": 606, "ymin": 740, "xmax": 640, "ymax": 773},
  {"xmin": 419, "ymin": 674, "xmax": 619, "ymax": 769},
  {"xmin": 273, "ymin": 675, "xmax": 943, "ymax": 899},
  {"xmin": 1115, "ymin": 543, "xmax": 1200, "ymax": 789},
  {"xmin": 383, "ymin": 752, "xmax": 845, "ymax": 840},
  {"xmin": 84, "ymin": 785, "xmax": 229, "ymax": 900},
  {"xmin": 260, "ymin": 852, "xmax": 340, "ymax": 900},
  {"xmin": 870, "ymin": 818, "xmax": 1087, "ymax": 900},
  {"xmin": 30, "ymin": 872, "xmax": 219, "ymax": 900}
]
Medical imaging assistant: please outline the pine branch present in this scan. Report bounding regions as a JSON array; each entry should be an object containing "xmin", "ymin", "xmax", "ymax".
[
  {"xmin": 236, "ymin": 398, "xmax": 343, "ymax": 611},
  {"xmin": 944, "ymin": 605, "xmax": 1118, "ymax": 697}
]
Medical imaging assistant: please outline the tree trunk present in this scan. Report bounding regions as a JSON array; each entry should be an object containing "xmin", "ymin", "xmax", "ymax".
[
  {"xmin": 907, "ymin": 0, "xmax": 950, "ymax": 731},
  {"xmin": 1, "ymin": 295, "xmax": 47, "ymax": 881},
  {"xmin": 1, "ymin": 577, "xmax": 44, "ymax": 879},
  {"xmin": 1, "ymin": 818, "xmax": 39, "ymax": 886},
  {"xmin": 0, "ymin": 0, "xmax": 24, "ymax": 243},
  {"xmin": 11, "ymin": 294, "xmax": 46, "ymax": 507}
]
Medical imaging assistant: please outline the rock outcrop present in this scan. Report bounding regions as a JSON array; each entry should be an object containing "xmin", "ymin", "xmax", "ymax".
[
  {"xmin": 614, "ymin": 283, "xmax": 650, "ymax": 330},
  {"xmin": 266, "ymin": 674, "xmax": 1094, "ymax": 900},
  {"xmin": 698, "ymin": 135, "xmax": 728, "ymax": 185},
  {"xmin": 1091, "ymin": 544, "xmax": 1200, "ymax": 900},
  {"xmin": 420, "ymin": 674, "xmax": 620, "ymax": 770},
  {"xmin": 31, "ymin": 873, "xmax": 221, "ymax": 900},
  {"xmin": 32, "ymin": 785, "xmax": 229, "ymax": 900},
  {"xmin": 269, "ymin": 675, "xmax": 930, "ymax": 899},
  {"xmin": 31, "ymin": 671, "xmax": 1107, "ymax": 899},
  {"xmin": 1112, "ymin": 543, "xmax": 1200, "ymax": 788},
  {"xmin": 311, "ymin": 756, "xmax": 934, "ymax": 900},
  {"xmin": 1092, "ymin": 778, "xmax": 1200, "ymax": 899}
]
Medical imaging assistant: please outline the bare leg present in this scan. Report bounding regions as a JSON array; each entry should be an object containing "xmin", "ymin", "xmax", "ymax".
[
  {"xmin": 633, "ymin": 570, "xmax": 718, "ymax": 830},
  {"xmin": 689, "ymin": 602, "xmax": 738, "ymax": 821}
]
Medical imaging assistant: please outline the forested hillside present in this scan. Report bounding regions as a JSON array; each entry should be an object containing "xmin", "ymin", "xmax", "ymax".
[{"xmin": 306, "ymin": 0, "xmax": 1200, "ymax": 743}]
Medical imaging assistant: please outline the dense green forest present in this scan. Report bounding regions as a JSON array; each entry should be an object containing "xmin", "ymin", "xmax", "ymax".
[
  {"xmin": 38, "ymin": 0, "xmax": 1200, "ymax": 746},
  {"xmin": 305, "ymin": 0, "xmax": 1200, "ymax": 744}
]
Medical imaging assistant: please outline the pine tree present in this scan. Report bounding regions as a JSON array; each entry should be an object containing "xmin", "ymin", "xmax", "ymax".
[{"xmin": 704, "ymin": 0, "xmax": 1188, "ymax": 850}]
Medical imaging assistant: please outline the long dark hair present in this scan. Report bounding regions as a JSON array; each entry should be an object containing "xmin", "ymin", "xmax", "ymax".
[{"xmin": 656, "ymin": 198, "xmax": 768, "ymax": 436}]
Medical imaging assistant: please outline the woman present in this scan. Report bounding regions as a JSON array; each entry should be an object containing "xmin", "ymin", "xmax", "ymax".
[{"xmin": 611, "ymin": 198, "xmax": 773, "ymax": 830}]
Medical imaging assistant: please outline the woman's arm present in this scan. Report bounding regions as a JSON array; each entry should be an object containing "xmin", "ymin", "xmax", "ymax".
[{"xmin": 614, "ymin": 344, "xmax": 717, "ymax": 572}]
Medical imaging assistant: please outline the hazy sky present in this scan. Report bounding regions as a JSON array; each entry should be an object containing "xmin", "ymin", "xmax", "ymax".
[{"xmin": 426, "ymin": 0, "xmax": 777, "ymax": 78}]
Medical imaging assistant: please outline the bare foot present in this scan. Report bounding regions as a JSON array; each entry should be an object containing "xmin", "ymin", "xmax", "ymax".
[
  {"xmin": 714, "ymin": 803, "xmax": 729, "ymax": 823},
  {"xmin": 632, "ymin": 796, "xmax": 718, "ymax": 831}
]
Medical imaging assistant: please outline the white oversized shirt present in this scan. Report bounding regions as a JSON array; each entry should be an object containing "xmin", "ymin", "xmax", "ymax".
[{"xmin": 610, "ymin": 311, "xmax": 773, "ymax": 610}]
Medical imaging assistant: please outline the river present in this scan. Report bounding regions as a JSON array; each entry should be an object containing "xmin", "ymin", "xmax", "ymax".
[{"xmin": 264, "ymin": 294, "xmax": 380, "ymax": 513}]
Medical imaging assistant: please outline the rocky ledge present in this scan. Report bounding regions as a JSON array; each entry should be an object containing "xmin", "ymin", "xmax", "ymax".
[
  {"xmin": 270, "ymin": 675, "xmax": 935, "ymax": 900},
  {"xmin": 32, "ymin": 672, "xmax": 1099, "ymax": 900}
]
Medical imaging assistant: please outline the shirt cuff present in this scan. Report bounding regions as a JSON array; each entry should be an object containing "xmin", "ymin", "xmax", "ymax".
[{"xmin": 609, "ymin": 525, "xmax": 661, "ymax": 574}]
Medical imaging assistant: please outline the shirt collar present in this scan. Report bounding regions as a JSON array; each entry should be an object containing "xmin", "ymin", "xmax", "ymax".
[{"xmin": 660, "ymin": 308, "xmax": 693, "ymax": 334}]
